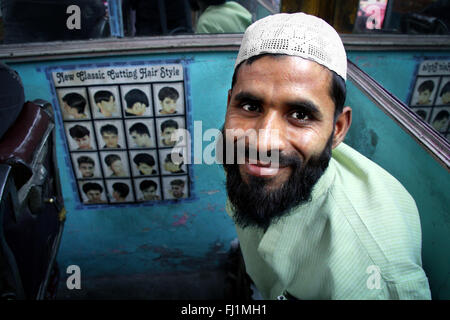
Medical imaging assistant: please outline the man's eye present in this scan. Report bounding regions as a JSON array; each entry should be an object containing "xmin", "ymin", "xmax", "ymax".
[
  {"xmin": 241, "ymin": 104, "xmax": 259, "ymax": 112},
  {"xmin": 291, "ymin": 111, "xmax": 310, "ymax": 121}
]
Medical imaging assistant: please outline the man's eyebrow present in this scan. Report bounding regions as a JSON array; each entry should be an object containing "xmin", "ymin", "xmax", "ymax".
[
  {"xmin": 233, "ymin": 91, "xmax": 264, "ymax": 103},
  {"xmin": 287, "ymin": 100, "xmax": 323, "ymax": 118}
]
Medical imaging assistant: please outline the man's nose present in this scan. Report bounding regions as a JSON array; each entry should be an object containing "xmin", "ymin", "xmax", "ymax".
[{"xmin": 254, "ymin": 110, "xmax": 286, "ymax": 153}]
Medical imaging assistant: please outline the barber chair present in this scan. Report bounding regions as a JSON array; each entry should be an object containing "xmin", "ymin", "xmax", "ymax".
[{"xmin": 0, "ymin": 99, "xmax": 65, "ymax": 300}]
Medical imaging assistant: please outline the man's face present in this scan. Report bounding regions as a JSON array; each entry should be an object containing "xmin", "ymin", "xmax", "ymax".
[
  {"xmin": 75, "ymin": 135, "xmax": 91, "ymax": 149},
  {"xmin": 98, "ymin": 96, "xmax": 117, "ymax": 116},
  {"xmin": 171, "ymin": 185, "xmax": 184, "ymax": 198},
  {"xmin": 137, "ymin": 163, "xmax": 154, "ymax": 175},
  {"xmin": 112, "ymin": 190, "xmax": 122, "ymax": 201},
  {"xmin": 224, "ymin": 55, "xmax": 337, "ymax": 229},
  {"xmin": 142, "ymin": 186, "xmax": 156, "ymax": 200},
  {"xmin": 110, "ymin": 160, "xmax": 124, "ymax": 175},
  {"xmin": 161, "ymin": 97, "xmax": 177, "ymax": 113},
  {"xmin": 79, "ymin": 162, "xmax": 94, "ymax": 177},
  {"xmin": 102, "ymin": 132, "xmax": 119, "ymax": 148},
  {"xmin": 86, "ymin": 190, "xmax": 102, "ymax": 202},
  {"xmin": 441, "ymin": 91, "xmax": 450, "ymax": 104},
  {"xmin": 162, "ymin": 127, "xmax": 176, "ymax": 146},
  {"xmin": 64, "ymin": 102, "xmax": 82, "ymax": 118},
  {"xmin": 131, "ymin": 131, "xmax": 151, "ymax": 147},
  {"xmin": 164, "ymin": 160, "xmax": 181, "ymax": 173},
  {"xmin": 418, "ymin": 90, "xmax": 431, "ymax": 105},
  {"xmin": 128, "ymin": 102, "xmax": 146, "ymax": 116}
]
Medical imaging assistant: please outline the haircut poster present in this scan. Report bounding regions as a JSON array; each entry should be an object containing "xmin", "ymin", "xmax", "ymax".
[
  {"xmin": 408, "ymin": 58, "xmax": 450, "ymax": 141},
  {"xmin": 47, "ymin": 61, "xmax": 192, "ymax": 207}
]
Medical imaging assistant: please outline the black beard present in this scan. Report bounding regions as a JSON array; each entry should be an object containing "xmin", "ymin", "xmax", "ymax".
[{"xmin": 222, "ymin": 129, "xmax": 333, "ymax": 231}]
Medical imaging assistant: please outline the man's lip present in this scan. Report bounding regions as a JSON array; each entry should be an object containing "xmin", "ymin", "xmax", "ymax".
[
  {"xmin": 246, "ymin": 158, "xmax": 283, "ymax": 168},
  {"xmin": 242, "ymin": 160, "xmax": 284, "ymax": 177}
]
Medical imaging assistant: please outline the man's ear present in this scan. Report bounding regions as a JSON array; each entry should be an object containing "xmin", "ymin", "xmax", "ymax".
[{"xmin": 332, "ymin": 106, "xmax": 352, "ymax": 149}]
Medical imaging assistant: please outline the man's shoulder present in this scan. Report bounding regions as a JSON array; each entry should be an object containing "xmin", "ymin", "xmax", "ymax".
[
  {"xmin": 329, "ymin": 143, "xmax": 419, "ymax": 232},
  {"xmin": 328, "ymin": 143, "xmax": 425, "ymax": 277},
  {"xmin": 330, "ymin": 142, "xmax": 416, "ymax": 207}
]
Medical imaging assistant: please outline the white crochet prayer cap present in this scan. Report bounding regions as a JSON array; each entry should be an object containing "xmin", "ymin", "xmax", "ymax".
[{"xmin": 235, "ymin": 12, "xmax": 347, "ymax": 81}]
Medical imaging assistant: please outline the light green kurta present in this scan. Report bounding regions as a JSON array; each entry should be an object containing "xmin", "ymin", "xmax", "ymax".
[
  {"xmin": 226, "ymin": 143, "xmax": 431, "ymax": 300},
  {"xmin": 196, "ymin": 1, "xmax": 252, "ymax": 34}
]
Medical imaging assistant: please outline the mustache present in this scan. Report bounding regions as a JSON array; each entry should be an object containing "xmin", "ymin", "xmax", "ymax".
[
  {"xmin": 242, "ymin": 146, "xmax": 302, "ymax": 168},
  {"xmin": 218, "ymin": 130, "xmax": 302, "ymax": 168}
]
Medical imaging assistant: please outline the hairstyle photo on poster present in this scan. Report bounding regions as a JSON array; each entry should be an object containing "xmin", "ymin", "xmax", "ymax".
[
  {"xmin": 79, "ymin": 180, "xmax": 108, "ymax": 204},
  {"xmin": 430, "ymin": 106, "xmax": 450, "ymax": 133},
  {"xmin": 94, "ymin": 119, "xmax": 126, "ymax": 150},
  {"xmin": 134, "ymin": 177, "xmax": 162, "ymax": 202},
  {"xmin": 413, "ymin": 108, "xmax": 431, "ymax": 122},
  {"xmin": 124, "ymin": 119, "xmax": 156, "ymax": 149},
  {"xmin": 88, "ymin": 86, "xmax": 121, "ymax": 118},
  {"xmin": 129, "ymin": 149, "xmax": 159, "ymax": 177},
  {"xmin": 100, "ymin": 151, "xmax": 130, "ymax": 178},
  {"xmin": 57, "ymin": 87, "xmax": 91, "ymax": 120},
  {"xmin": 412, "ymin": 78, "xmax": 439, "ymax": 106},
  {"xmin": 121, "ymin": 85, "xmax": 153, "ymax": 117},
  {"xmin": 71, "ymin": 152, "xmax": 102, "ymax": 179},
  {"xmin": 162, "ymin": 176, "xmax": 188, "ymax": 200},
  {"xmin": 155, "ymin": 116, "xmax": 186, "ymax": 148},
  {"xmin": 105, "ymin": 179, "xmax": 135, "ymax": 203},
  {"xmin": 153, "ymin": 82, "xmax": 185, "ymax": 116},
  {"xmin": 65, "ymin": 122, "xmax": 97, "ymax": 151},
  {"xmin": 159, "ymin": 148, "xmax": 187, "ymax": 175},
  {"xmin": 436, "ymin": 78, "xmax": 450, "ymax": 105}
]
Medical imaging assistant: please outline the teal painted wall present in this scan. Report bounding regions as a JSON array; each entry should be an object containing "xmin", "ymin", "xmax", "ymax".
[{"xmin": 6, "ymin": 48, "xmax": 450, "ymax": 299}]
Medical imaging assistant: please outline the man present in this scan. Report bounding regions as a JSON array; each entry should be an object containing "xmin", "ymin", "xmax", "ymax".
[
  {"xmin": 133, "ymin": 153, "xmax": 157, "ymax": 175},
  {"xmin": 160, "ymin": 119, "xmax": 179, "ymax": 147},
  {"xmin": 189, "ymin": 0, "xmax": 252, "ymax": 34},
  {"xmin": 77, "ymin": 156, "xmax": 95, "ymax": 178},
  {"xmin": 62, "ymin": 92, "xmax": 88, "ymax": 119},
  {"xmin": 158, "ymin": 87, "xmax": 179, "ymax": 114},
  {"xmin": 139, "ymin": 180, "xmax": 161, "ymax": 201},
  {"xmin": 222, "ymin": 13, "xmax": 431, "ymax": 300},
  {"xmin": 100, "ymin": 124, "xmax": 121, "ymax": 148},
  {"xmin": 124, "ymin": 88, "xmax": 149, "ymax": 116},
  {"xmin": 169, "ymin": 179, "xmax": 185, "ymax": 199},
  {"xmin": 432, "ymin": 110, "xmax": 449, "ymax": 132},
  {"xmin": 104, "ymin": 154, "xmax": 127, "ymax": 177},
  {"xmin": 112, "ymin": 182, "xmax": 130, "ymax": 202},
  {"xmin": 69, "ymin": 125, "xmax": 93, "ymax": 150},
  {"xmin": 82, "ymin": 182, "xmax": 106, "ymax": 204},
  {"xmin": 439, "ymin": 81, "xmax": 450, "ymax": 104},
  {"xmin": 94, "ymin": 90, "xmax": 118, "ymax": 117},
  {"xmin": 416, "ymin": 80, "xmax": 435, "ymax": 105},
  {"xmin": 129, "ymin": 122, "xmax": 152, "ymax": 148},
  {"xmin": 164, "ymin": 153, "xmax": 184, "ymax": 174}
]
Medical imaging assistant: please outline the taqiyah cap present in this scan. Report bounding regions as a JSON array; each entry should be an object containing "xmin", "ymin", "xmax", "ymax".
[{"xmin": 235, "ymin": 12, "xmax": 347, "ymax": 81}]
